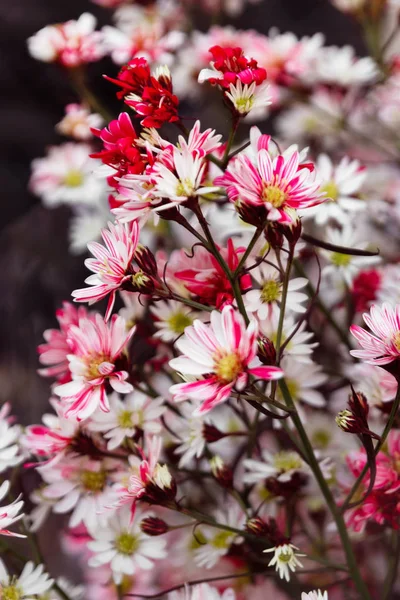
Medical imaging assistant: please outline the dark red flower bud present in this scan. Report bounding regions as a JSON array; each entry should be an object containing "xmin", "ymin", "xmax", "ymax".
[
  {"xmin": 140, "ymin": 517, "xmax": 169, "ymax": 536},
  {"xmin": 135, "ymin": 244, "xmax": 158, "ymax": 277},
  {"xmin": 258, "ymin": 336, "xmax": 276, "ymax": 366},
  {"xmin": 210, "ymin": 456, "xmax": 233, "ymax": 489},
  {"xmin": 203, "ymin": 424, "xmax": 226, "ymax": 443},
  {"xmin": 246, "ymin": 517, "xmax": 270, "ymax": 537}
]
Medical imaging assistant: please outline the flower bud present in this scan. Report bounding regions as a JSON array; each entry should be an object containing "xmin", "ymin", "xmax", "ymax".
[
  {"xmin": 258, "ymin": 336, "xmax": 276, "ymax": 366},
  {"xmin": 246, "ymin": 517, "xmax": 271, "ymax": 537},
  {"xmin": 140, "ymin": 517, "xmax": 169, "ymax": 536},
  {"xmin": 210, "ymin": 456, "xmax": 233, "ymax": 489},
  {"xmin": 235, "ymin": 200, "xmax": 267, "ymax": 228},
  {"xmin": 203, "ymin": 423, "xmax": 226, "ymax": 443},
  {"xmin": 335, "ymin": 409, "xmax": 358, "ymax": 433},
  {"xmin": 142, "ymin": 464, "xmax": 177, "ymax": 505},
  {"xmin": 135, "ymin": 244, "xmax": 158, "ymax": 276},
  {"xmin": 131, "ymin": 270, "xmax": 155, "ymax": 294}
]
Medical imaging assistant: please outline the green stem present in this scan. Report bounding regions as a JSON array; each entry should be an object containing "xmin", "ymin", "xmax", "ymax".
[
  {"xmin": 382, "ymin": 530, "xmax": 400, "ymax": 600},
  {"xmin": 275, "ymin": 253, "xmax": 293, "ymax": 360},
  {"xmin": 221, "ymin": 117, "xmax": 240, "ymax": 168},
  {"xmin": 278, "ymin": 379, "xmax": 371, "ymax": 600},
  {"xmin": 232, "ymin": 227, "xmax": 263, "ymax": 279},
  {"xmin": 69, "ymin": 68, "xmax": 113, "ymax": 122}
]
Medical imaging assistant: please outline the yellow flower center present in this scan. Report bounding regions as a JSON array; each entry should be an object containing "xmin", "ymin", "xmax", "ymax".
[
  {"xmin": 392, "ymin": 331, "xmax": 400, "ymax": 352},
  {"xmin": 331, "ymin": 252, "xmax": 351, "ymax": 267},
  {"xmin": 86, "ymin": 353, "xmax": 110, "ymax": 380},
  {"xmin": 263, "ymin": 185, "xmax": 287, "ymax": 208},
  {"xmin": 312, "ymin": 429, "xmax": 331, "ymax": 449},
  {"xmin": 176, "ymin": 179, "xmax": 195, "ymax": 197},
  {"xmin": 167, "ymin": 312, "xmax": 193, "ymax": 334},
  {"xmin": 2, "ymin": 585, "xmax": 22, "ymax": 600},
  {"xmin": 118, "ymin": 410, "xmax": 134, "ymax": 429},
  {"xmin": 321, "ymin": 180, "xmax": 339, "ymax": 201},
  {"xmin": 260, "ymin": 279, "xmax": 282, "ymax": 303},
  {"xmin": 277, "ymin": 548, "xmax": 294, "ymax": 563},
  {"xmin": 80, "ymin": 469, "xmax": 107, "ymax": 492},
  {"xmin": 211, "ymin": 530, "xmax": 232, "ymax": 549},
  {"xmin": 214, "ymin": 352, "xmax": 243, "ymax": 383},
  {"xmin": 273, "ymin": 451, "xmax": 303, "ymax": 472},
  {"xmin": 63, "ymin": 169, "xmax": 84, "ymax": 187},
  {"xmin": 115, "ymin": 532, "xmax": 139, "ymax": 555}
]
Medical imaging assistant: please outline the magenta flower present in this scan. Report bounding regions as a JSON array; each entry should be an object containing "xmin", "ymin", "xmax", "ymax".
[
  {"xmin": 350, "ymin": 303, "xmax": 400, "ymax": 365},
  {"xmin": 215, "ymin": 140, "xmax": 324, "ymax": 224},
  {"xmin": 54, "ymin": 314, "xmax": 135, "ymax": 421},
  {"xmin": 72, "ymin": 221, "xmax": 140, "ymax": 321},
  {"xmin": 169, "ymin": 305, "xmax": 283, "ymax": 415}
]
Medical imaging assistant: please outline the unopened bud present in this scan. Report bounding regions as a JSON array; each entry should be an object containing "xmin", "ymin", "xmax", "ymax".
[
  {"xmin": 135, "ymin": 244, "xmax": 157, "ymax": 276},
  {"xmin": 203, "ymin": 424, "xmax": 226, "ymax": 443},
  {"xmin": 210, "ymin": 456, "xmax": 233, "ymax": 489},
  {"xmin": 258, "ymin": 336, "xmax": 276, "ymax": 365},
  {"xmin": 279, "ymin": 218, "xmax": 302, "ymax": 249},
  {"xmin": 142, "ymin": 464, "xmax": 177, "ymax": 505},
  {"xmin": 264, "ymin": 223, "xmax": 284, "ymax": 250},
  {"xmin": 140, "ymin": 517, "xmax": 169, "ymax": 536},
  {"xmin": 235, "ymin": 200, "xmax": 267, "ymax": 228},
  {"xmin": 246, "ymin": 517, "xmax": 270, "ymax": 537}
]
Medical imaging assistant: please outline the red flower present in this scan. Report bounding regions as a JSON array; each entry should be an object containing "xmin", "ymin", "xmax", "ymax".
[
  {"xmin": 351, "ymin": 269, "xmax": 381, "ymax": 313},
  {"xmin": 199, "ymin": 45, "xmax": 267, "ymax": 89}
]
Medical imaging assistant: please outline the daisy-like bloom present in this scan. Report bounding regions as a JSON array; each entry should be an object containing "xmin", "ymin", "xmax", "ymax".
[
  {"xmin": 193, "ymin": 504, "xmax": 245, "ymax": 569},
  {"xmin": 27, "ymin": 13, "xmax": 103, "ymax": 67},
  {"xmin": 30, "ymin": 143, "xmax": 105, "ymax": 208},
  {"xmin": 275, "ymin": 357, "xmax": 328, "ymax": 409},
  {"xmin": 215, "ymin": 136, "xmax": 325, "ymax": 224},
  {"xmin": 260, "ymin": 314, "xmax": 317, "ymax": 364},
  {"xmin": 72, "ymin": 221, "xmax": 140, "ymax": 321},
  {"xmin": 169, "ymin": 583, "xmax": 236, "ymax": 600},
  {"xmin": 343, "ymin": 429, "xmax": 400, "ymax": 531},
  {"xmin": 37, "ymin": 455, "xmax": 119, "ymax": 529},
  {"xmin": 56, "ymin": 104, "xmax": 103, "ymax": 141},
  {"xmin": 0, "ymin": 403, "xmax": 23, "ymax": 473},
  {"xmin": 150, "ymin": 300, "xmax": 196, "ymax": 342},
  {"xmin": 305, "ymin": 154, "xmax": 366, "ymax": 225},
  {"xmin": 225, "ymin": 78, "xmax": 271, "ymax": 118},
  {"xmin": 169, "ymin": 305, "xmax": 283, "ymax": 415},
  {"xmin": 301, "ymin": 591, "xmax": 328, "ymax": 600},
  {"xmin": 0, "ymin": 480, "xmax": 25, "ymax": 538},
  {"xmin": 245, "ymin": 262, "xmax": 308, "ymax": 320},
  {"xmin": 54, "ymin": 314, "xmax": 135, "ymax": 421},
  {"xmin": 320, "ymin": 225, "xmax": 380, "ymax": 286},
  {"xmin": 348, "ymin": 363, "xmax": 397, "ymax": 407},
  {"xmin": 38, "ymin": 302, "xmax": 91, "ymax": 382},
  {"xmin": 350, "ymin": 302, "xmax": 400, "ymax": 365},
  {"xmin": 87, "ymin": 505, "xmax": 167, "ymax": 584},
  {"xmin": 263, "ymin": 543, "xmax": 304, "ymax": 582},
  {"xmin": 0, "ymin": 560, "xmax": 53, "ymax": 599},
  {"xmin": 243, "ymin": 448, "xmax": 306, "ymax": 485},
  {"xmin": 88, "ymin": 391, "xmax": 165, "ymax": 450}
]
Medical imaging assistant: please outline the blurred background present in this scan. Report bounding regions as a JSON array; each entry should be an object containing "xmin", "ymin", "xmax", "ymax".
[{"xmin": 0, "ymin": 0, "xmax": 366, "ymax": 421}]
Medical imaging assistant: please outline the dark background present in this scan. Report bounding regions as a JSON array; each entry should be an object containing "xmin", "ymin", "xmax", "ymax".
[{"xmin": 0, "ymin": 0, "xmax": 365, "ymax": 420}]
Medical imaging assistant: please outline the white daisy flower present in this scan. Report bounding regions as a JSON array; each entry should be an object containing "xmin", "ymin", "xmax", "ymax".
[
  {"xmin": 172, "ymin": 403, "xmax": 207, "ymax": 468},
  {"xmin": 0, "ymin": 403, "xmax": 23, "ymax": 473},
  {"xmin": 0, "ymin": 559, "xmax": 53, "ymax": 599},
  {"xmin": 0, "ymin": 480, "xmax": 25, "ymax": 538},
  {"xmin": 89, "ymin": 391, "xmax": 165, "ymax": 450},
  {"xmin": 263, "ymin": 543, "xmax": 305, "ymax": 581},
  {"xmin": 87, "ymin": 505, "xmax": 167, "ymax": 584},
  {"xmin": 243, "ymin": 448, "xmax": 306, "ymax": 484},
  {"xmin": 301, "ymin": 591, "xmax": 328, "ymax": 600},
  {"xmin": 276, "ymin": 357, "xmax": 328, "ymax": 408},
  {"xmin": 150, "ymin": 300, "xmax": 196, "ymax": 342},
  {"xmin": 245, "ymin": 262, "xmax": 308, "ymax": 320},
  {"xmin": 260, "ymin": 314, "xmax": 317, "ymax": 364}
]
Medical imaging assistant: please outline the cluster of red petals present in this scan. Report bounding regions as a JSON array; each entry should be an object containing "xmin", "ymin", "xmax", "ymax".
[
  {"xmin": 105, "ymin": 58, "xmax": 180, "ymax": 128},
  {"xmin": 208, "ymin": 45, "xmax": 267, "ymax": 88},
  {"xmin": 91, "ymin": 113, "xmax": 147, "ymax": 186},
  {"xmin": 351, "ymin": 269, "xmax": 381, "ymax": 313},
  {"xmin": 174, "ymin": 239, "xmax": 252, "ymax": 309}
]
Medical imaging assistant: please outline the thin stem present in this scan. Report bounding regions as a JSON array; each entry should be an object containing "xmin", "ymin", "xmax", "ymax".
[
  {"xmin": 232, "ymin": 227, "xmax": 263, "ymax": 279},
  {"xmin": 275, "ymin": 252, "xmax": 293, "ymax": 361},
  {"xmin": 382, "ymin": 530, "xmax": 400, "ymax": 600},
  {"xmin": 221, "ymin": 117, "xmax": 239, "ymax": 168},
  {"xmin": 70, "ymin": 68, "xmax": 113, "ymax": 122},
  {"xmin": 278, "ymin": 379, "xmax": 371, "ymax": 600}
]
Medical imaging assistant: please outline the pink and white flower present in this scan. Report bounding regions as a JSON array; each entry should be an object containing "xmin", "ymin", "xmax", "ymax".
[
  {"xmin": 56, "ymin": 104, "xmax": 103, "ymax": 140},
  {"xmin": 0, "ymin": 481, "xmax": 25, "ymax": 538},
  {"xmin": 54, "ymin": 314, "xmax": 135, "ymax": 420},
  {"xmin": 216, "ymin": 138, "xmax": 325, "ymax": 224},
  {"xmin": 72, "ymin": 221, "xmax": 140, "ymax": 320},
  {"xmin": 350, "ymin": 302, "xmax": 400, "ymax": 365},
  {"xmin": 27, "ymin": 13, "xmax": 104, "ymax": 67},
  {"xmin": 169, "ymin": 585, "xmax": 235, "ymax": 600},
  {"xmin": 169, "ymin": 305, "xmax": 283, "ymax": 415}
]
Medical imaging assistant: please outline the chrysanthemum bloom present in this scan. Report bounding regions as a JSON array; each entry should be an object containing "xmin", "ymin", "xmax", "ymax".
[
  {"xmin": 90, "ymin": 112, "xmax": 147, "ymax": 186},
  {"xmin": 72, "ymin": 221, "xmax": 140, "ymax": 320},
  {"xmin": 169, "ymin": 305, "xmax": 283, "ymax": 415},
  {"xmin": 0, "ymin": 560, "xmax": 53, "ymax": 598},
  {"xmin": 350, "ymin": 303, "xmax": 400, "ymax": 365},
  {"xmin": 343, "ymin": 429, "xmax": 400, "ymax": 531},
  {"xmin": 27, "ymin": 13, "xmax": 103, "ymax": 67},
  {"xmin": 56, "ymin": 104, "xmax": 103, "ymax": 141},
  {"xmin": 38, "ymin": 302, "xmax": 91, "ymax": 382},
  {"xmin": 54, "ymin": 314, "xmax": 135, "ymax": 420},
  {"xmin": 0, "ymin": 480, "xmax": 25, "ymax": 538},
  {"xmin": 87, "ymin": 505, "xmax": 167, "ymax": 584},
  {"xmin": 215, "ymin": 137, "xmax": 325, "ymax": 224},
  {"xmin": 263, "ymin": 543, "xmax": 304, "ymax": 581},
  {"xmin": 106, "ymin": 59, "xmax": 180, "ymax": 128}
]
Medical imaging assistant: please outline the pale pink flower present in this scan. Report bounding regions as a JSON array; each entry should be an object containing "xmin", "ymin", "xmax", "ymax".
[
  {"xmin": 56, "ymin": 104, "xmax": 103, "ymax": 140},
  {"xmin": 38, "ymin": 302, "xmax": 91, "ymax": 381},
  {"xmin": 54, "ymin": 314, "xmax": 135, "ymax": 420},
  {"xmin": 27, "ymin": 13, "xmax": 104, "ymax": 67},
  {"xmin": 169, "ymin": 584, "xmax": 235, "ymax": 600},
  {"xmin": 169, "ymin": 305, "xmax": 283, "ymax": 415},
  {"xmin": 0, "ymin": 480, "xmax": 25, "ymax": 538},
  {"xmin": 72, "ymin": 221, "xmax": 140, "ymax": 320},
  {"xmin": 216, "ymin": 138, "xmax": 325, "ymax": 224},
  {"xmin": 22, "ymin": 401, "xmax": 79, "ymax": 459},
  {"xmin": 350, "ymin": 303, "xmax": 400, "ymax": 365}
]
